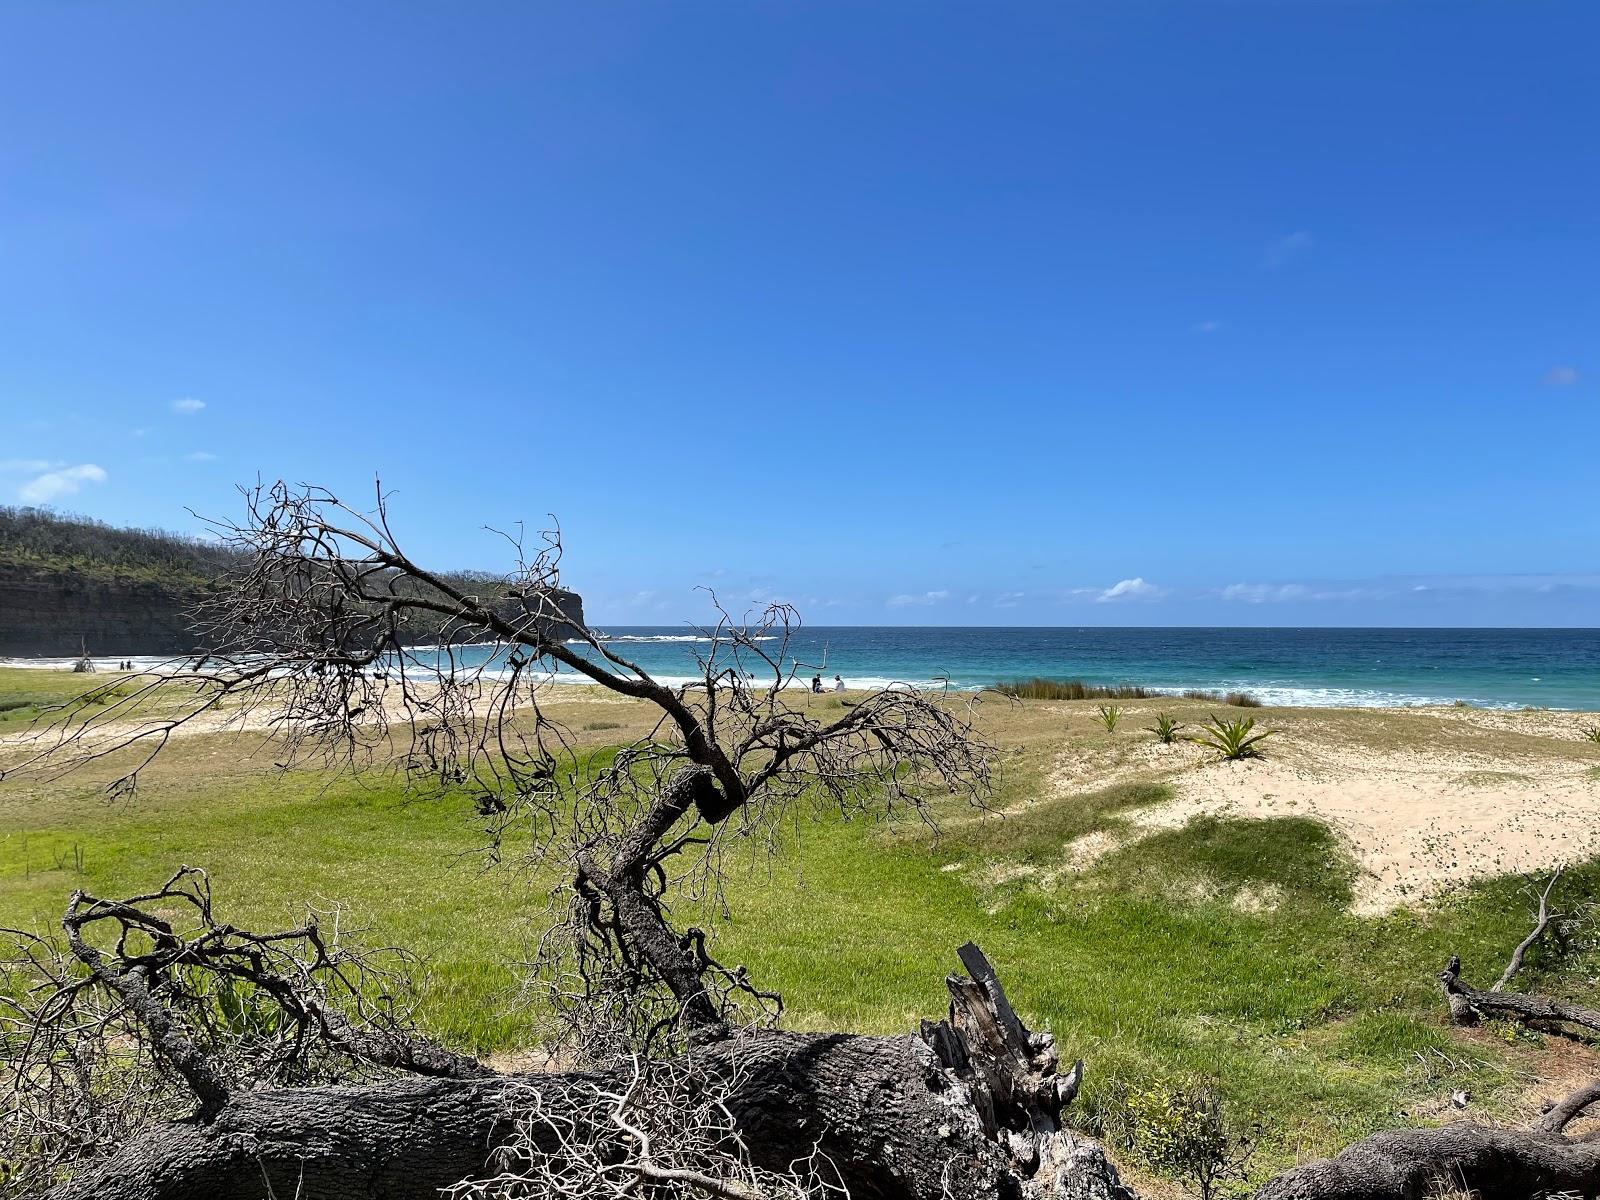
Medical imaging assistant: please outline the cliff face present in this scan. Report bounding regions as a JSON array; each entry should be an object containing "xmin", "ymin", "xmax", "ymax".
[
  {"xmin": 0, "ymin": 564, "xmax": 587, "ymax": 658},
  {"xmin": 0, "ymin": 566, "xmax": 209, "ymax": 657}
]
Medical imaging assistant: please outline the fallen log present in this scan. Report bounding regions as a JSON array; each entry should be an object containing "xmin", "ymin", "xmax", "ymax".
[{"xmin": 47, "ymin": 945, "xmax": 1133, "ymax": 1200}]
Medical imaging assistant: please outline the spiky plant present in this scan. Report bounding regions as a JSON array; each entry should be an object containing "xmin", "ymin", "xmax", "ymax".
[
  {"xmin": 1188, "ymin": 714, "xmax": 1275, "ymax": 761},
  {"xmin": 1095, "ymin": 704, "xmax": 1122, "ymax": 733},
  {"xmin": 1149, "ymin": 713, "xmax": 1184, "ymax": 744},
  {"xmin": 1582, "ymin": 725, "xmax": 1600, "ymax": 744}
]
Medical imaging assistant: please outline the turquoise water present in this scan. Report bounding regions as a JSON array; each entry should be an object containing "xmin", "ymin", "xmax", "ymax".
[
  {"xmin": 549, "ymin": 626, "xmax": 1600, "ymax": 710},
  {"xmin": 45, "ymin": 626, "xmax": 1599, "ymax": 710}
]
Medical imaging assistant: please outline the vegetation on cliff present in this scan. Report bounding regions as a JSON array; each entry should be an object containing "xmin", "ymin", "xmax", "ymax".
[{"xmin": 0, "ymin": 506, "xmax": 238, "ymax": 587}]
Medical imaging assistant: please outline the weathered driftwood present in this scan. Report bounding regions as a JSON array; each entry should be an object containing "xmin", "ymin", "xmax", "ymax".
[
  {"xmin": 1253, "ymin": 1116, "xmax": 1600, "ymax": 1200},
  {"xmin": 47, "ymin": 944, "xmax": 1132, "ymax": 1200},
  {"xmin": 1437, "ymin": 871, "xmax": 1600, "ymax": 1039},
  {"xmin": 1440, "ymin": 953, "xmax": 1600, "ymax": 1037}
]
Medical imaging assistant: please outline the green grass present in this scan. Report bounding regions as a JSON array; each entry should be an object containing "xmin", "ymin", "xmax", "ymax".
[
  {"xmin": 0, "ymin": 670, "xmax": 130, "ymax": 727},
  {"xmin": 3, "ymin": 680, "xmax": 1598, "ymax": 1184},
  {"xmin": 1106, "ymin": 814, "xmax": 1356, "ymax": 907}
]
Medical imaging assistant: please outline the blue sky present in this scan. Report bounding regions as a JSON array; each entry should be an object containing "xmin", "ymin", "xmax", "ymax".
[{"xmin": 1, "ymin": 3, "xmax": 1595, "ymax": 626}]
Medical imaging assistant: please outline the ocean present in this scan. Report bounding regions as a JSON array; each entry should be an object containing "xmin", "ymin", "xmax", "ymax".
[
  {"xmin": 534, "ymin": 626, "xmax": 1599, "ymax": 710},
  {"xmin": 18, "ymin": 627, "xmax": 1599, "ymax": 711}
]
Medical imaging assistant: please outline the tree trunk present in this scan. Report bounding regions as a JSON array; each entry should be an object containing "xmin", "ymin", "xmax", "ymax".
[
  {"xmin": 49, "ymin": 946, "xmax": 1133, "ymax": 1200},
  {"xmin": 1252, "ymin": 1121, "xmax": 1600, "ymax": 1200},
  {"xmin": 47, "ymin": 944, "xmax": 1600, "ymax": 1200}
]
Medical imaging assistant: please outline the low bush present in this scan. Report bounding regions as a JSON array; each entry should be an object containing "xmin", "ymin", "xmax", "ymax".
[
  {"xmin": 1182, "ymin": 689, "xmax": 1261, "ymax": 708},
  {"xmin": 993, "ymin": 678, "xmax": 1155, "ymax": 701},
  {"xmin": 1097, "ymin": 1074, "xmax": 1257, "ymax": 1200}
]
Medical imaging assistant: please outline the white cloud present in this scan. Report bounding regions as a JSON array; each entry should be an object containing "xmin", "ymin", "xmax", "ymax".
[
  {"xmin": 0, "ymin": 458, "xmax": 62, "ymax": 474},
  {"xmin": 1194, "ymin": 320, "xmax": 1222, "ymax": 334},
  {"xmin": 1097, "ymin": 577, "xmax": 1163, "ymax": 602},
  {"xmin": 171, "ymin": 397, "xmax": 206, "ymax": 415},
  {"xmin": 994, "ymin": 591, "xmax": 1025, "ymax": 608},
  {"xmin": 886, "ymin": 589, "xmax": 950, "ymax": 608},
  {"xmin": 184, "ymin": 451, "xmax": 219, "ymax": 462},
  {"xmin": 18, "ymin": 463, "xmax": 108, "ymax": 503},
  {"xmin": 1263, "ymin": 231, "xmax": 1313, "ymax": 269},
  {"xmin": 1543, "ymin": 365, "xmax": 1580, "ymax": 387}
]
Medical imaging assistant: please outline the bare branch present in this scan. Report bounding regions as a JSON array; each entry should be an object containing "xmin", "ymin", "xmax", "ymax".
[{"xmin": 1494, "ymin": 868, "xmax": 1566, "ymax": 992}]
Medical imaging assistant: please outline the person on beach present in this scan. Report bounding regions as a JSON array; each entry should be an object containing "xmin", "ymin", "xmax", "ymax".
[
  {"xmin": 833, "ymin": 675, "xmax": 845, "ymax": 692},
  {"xmin": 811, "ymin": 674, "xmax": 823, "ymax": 693}
]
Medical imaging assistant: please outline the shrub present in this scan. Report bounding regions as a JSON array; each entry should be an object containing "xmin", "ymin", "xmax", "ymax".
[
  {"xmin": 583, "ymin": 720, "xmax": 623, "ymax": 731},
  {"xmin": 1582, "ymin": 726, "xmax": 1600, "ymax": 744},
  {"xmin": 993, "ymin": 678, "xmax": 1155, "ymax": 701},
  {"xmin": 1100, "ymin": 1075, "xmax": 1257, "ymax": 1200},
  {"xmin": 1149, "ymin": 713, "xmax": 1184, "ymax": 744},
  {"xmin": 1095, "ymin": 704, "xmax": 1122, "ymax": 732},
  {"xmin": 990, "ymin": 679, "xmax": 1261, "ymax": 706},
  {"xmin": 1189, "ymin": 715, "xmax": 1275, "ymax": 761},
  {"xmin": 1180, "ymin": 688, "xmax": 1261, "ymax": 708}
]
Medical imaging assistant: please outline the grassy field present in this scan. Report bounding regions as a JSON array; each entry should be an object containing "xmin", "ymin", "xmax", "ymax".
[{"xmin": 3, "ymin": 666, "xmax": 1598, "ymax": 1190}]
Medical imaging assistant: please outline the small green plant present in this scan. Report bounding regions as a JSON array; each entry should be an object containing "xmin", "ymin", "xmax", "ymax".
[
  {"xmin": 1582, "ymin": 725, "xmax": 1600, "ymax": 744},
  {"xmin": 1149, "ymin": 713, "xmax": 1184, "ymax": 744},
  {"xmin": 1483, "ymin": 1016, "xmax": 1543, "ymax": 1047},
  {"xmin": 583, "ymin": 720, "xmax": 623, "ymax": 731},
  {"xmin": 1102, "ymin": 1075, "xmax": 1257, "ymax": 1200},
  {"xmin": 1189, "ymin": 714, "xmax": 1275, "ymax": 761},
  {"xmin": 1095, "ymin": 704, "xmax": 1122, "ymax": 732}
]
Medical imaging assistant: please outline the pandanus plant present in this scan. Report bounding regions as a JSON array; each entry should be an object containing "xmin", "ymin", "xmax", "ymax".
[
  {"xmin": 1189, "ymin": 714, "xmax": 1276, "ymax": 760},
  {"xmin": 1095, "ymin": 704, "xmax": 1122, "ymax": 732},
  {"xmin": 1149, "ymin": 713, "xmax": 1184, "ymax": 744}
]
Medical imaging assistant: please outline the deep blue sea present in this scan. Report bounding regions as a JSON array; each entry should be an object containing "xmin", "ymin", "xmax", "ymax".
[{"xmin": 551, "ymin": 626, "xmax": 1600, "ymax": 710}]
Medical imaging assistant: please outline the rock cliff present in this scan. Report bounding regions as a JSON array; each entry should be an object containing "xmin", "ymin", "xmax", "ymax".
[{"xmin": 0, "ymin": 564, "xmax": 586, "ymax": 658}]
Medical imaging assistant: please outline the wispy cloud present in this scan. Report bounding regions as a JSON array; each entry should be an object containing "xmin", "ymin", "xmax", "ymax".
[
  {"xmin": 171, "ymin": 397, "xmax": 206, "ymax": 415},
  {"xmin": 1216, "ymin": 573, "xmax": 1600, "ymax": 605},
  {"xmin": 1219, "ymin": 582, "xmax": 1312, "ymax": 604},
  {"xmin": 184, "ymin": 451, "xmax": 219, "ymax": 462},
  {"xmin": 1194, "ymin": 320, "xmax": 1222, "ymax": 335},
  {"xmin": 1097, "ymin": 577, "xmax": 1163, "ymax": 602},
  {"xmin": 1263, "ymin": 231, "xmax": 1313, "ymax": 270},
  {"xmin": 886, "ymin": 589, "xmax": 950, "ymax": 608},
  {"xmin": 0, "ymin": 458, "xmax": 63, "ymax": 475},
  {"xmin": 18, "ymin": 463, "xmax": 108, "ymax": 503},
  {"xmin": 1543, "ymin": 365, "xmax": 1580, "ymax": 388}
]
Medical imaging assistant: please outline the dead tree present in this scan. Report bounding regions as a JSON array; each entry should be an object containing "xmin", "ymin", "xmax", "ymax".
[
  {"xmin": 1436, "ymin": 869, "xmax": 1600, "ymax": 1041},
  {"xmin": 5, "ymin": 877, "xmax": 1126, "ymax": 1200},
  {"xmin": 6, "ymin": 481, "xmax": 1600, "ymax": 1200},
  {"xmin": 3, "ymin": 482, "xmax": 1125, "ymax": 1199}
]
